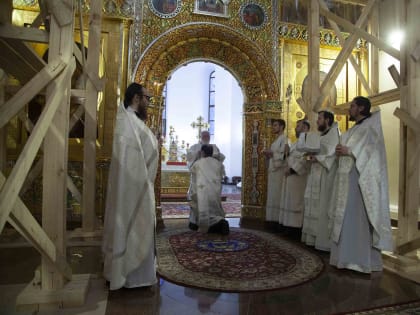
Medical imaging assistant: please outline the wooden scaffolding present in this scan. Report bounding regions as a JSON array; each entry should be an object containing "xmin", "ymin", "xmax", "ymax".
[
  {"xmin": 0, "ymin": 0, "xmax": 103, "ymax": 309},
  {"xmin": 305, "ymin": 0, "xmax": 420, "ymax": 280}
]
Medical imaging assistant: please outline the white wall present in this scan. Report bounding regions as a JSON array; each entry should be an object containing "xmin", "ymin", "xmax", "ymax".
[
  {"xmin": 213, "ymin": 65, "xmax": 243, "ymax": 179},
  {"xmin": 165, "ymin": 62, "xmax": 243, "ymax": 180},
  {"xmin": 166, "ymin": 62, "xmax": 215, "ymax": 147}
]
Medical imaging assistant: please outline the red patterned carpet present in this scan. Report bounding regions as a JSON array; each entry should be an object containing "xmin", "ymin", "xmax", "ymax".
[
  {"xmin": 156, "ymin": 228, "xmax": 324, "ymax": 292},
  {"xmin": 161, "ymin": 194, "xmax": 241, "ymax": 218}
]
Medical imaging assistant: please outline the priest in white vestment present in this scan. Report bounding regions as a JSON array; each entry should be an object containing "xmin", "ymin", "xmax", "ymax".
[
  {"xmin": 279, "ymin": 119, "xmax": 310, "ymax": 235},
  {"xmin": 187, "ymin": 130, "xmax": 225, "ymax": 230},
  {"xmin": 102, "ymin": 83, "xmax": 159, "ymax": 290},
  {"xmin": 263, "ymin": 119, "xmax": 289, "ymax": 224},
  {"xmin": 191, "ymin": 144, "xmax": 229, "ymax": 234},
  {"xmin": 301, "ymin": 111, "xmax": 340, "ymax": 251},
  {"xmin": 330, "ymin": 96, "xmax": 393, "ymax": 273}
]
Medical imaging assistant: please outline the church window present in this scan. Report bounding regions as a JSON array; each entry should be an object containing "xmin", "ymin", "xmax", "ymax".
[{"xmin": 208, "ymin": 71, "xmax": 215, "ymax": 136}]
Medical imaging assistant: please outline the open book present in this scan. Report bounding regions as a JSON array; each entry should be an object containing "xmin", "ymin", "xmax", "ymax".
[{"xmin": 296, "ymin": 132, "xmax": 321, "ymax": 153}]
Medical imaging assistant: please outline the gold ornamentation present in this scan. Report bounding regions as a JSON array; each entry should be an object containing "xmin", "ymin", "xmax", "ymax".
[
  {"xmin": 278, "ymin": 22, "xmax": 367, "ymax": 49},
  {"xmin": 134, "ymin": 23, "xmax": 279, "ymax": 103}
]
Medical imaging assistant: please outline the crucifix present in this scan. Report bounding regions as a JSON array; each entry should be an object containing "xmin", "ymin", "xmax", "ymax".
[{"xmin": 190, "ymin": 116, "xmax": 209, "ymax": 139}]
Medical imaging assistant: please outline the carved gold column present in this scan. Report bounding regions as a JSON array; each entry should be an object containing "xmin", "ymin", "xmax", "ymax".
[
  {"xmin": 147, "ymin": 82, "xmax": 164, "ymax": 227},
  {"xmin": 242, "ymin": 98, "xmax": 282, "ymax": 222},
  {"xmin": 121, "ymin": 19, "xmax": 132, "ymax": 95}
]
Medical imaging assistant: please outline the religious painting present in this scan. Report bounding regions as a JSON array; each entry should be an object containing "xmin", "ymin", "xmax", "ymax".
[
  {"xmin": 193, "ymin": 0, "xmax": 229, "ymax": 18},
  {"xmin": 149, "ymin": 0, "xmax": 182, "ymax": 18},
  {"xmin": 240, "ymin": 3, "xmax": 267, "ymax": 30}
]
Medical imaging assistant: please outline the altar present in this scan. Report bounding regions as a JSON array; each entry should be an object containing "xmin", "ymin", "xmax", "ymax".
[{"xmin": 161, "ymin": 164, "xmax": 190, "ymax": 200}]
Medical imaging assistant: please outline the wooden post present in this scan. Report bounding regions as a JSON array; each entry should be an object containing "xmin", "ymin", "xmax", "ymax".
[
  {"xmin": 319, "ymin": 0, "xmax": 373, "ymax": 96},
  {"xmin": 0, "ymin": 0, "xmax": 12, "ymax": 24},
  {"xmin": 368, "ymin": 1, "xmax": 379, "ymax": 94},
  {"xmin": 41, "ymin": 0, "xmax": 74, "ymax": 291},
  {"xmin": 308, "ymin": 0, "xmax": 320, "ymax": 126},
  {"xmin": 397, "ymin": 0, "xmax": 420, "ymax": 248},
  {"xmin": 0, "ymin": 69, "xmax": 6, "ymax": 173},
  {"xmin": 82, "ymin": 0, "xmax": 103, "ymax": 232},
  {"xmin": 314, "ymin": 0, "xmax": 376, "ymax": 112}
]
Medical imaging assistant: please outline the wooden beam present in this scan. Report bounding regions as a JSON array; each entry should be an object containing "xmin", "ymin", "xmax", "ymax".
[
  {"xmin": 388, "ymin": 65, "xmax": 401, "ymax": 88},
  {"xmin": 30, "ymin": 13, "xmax": 44, "ymax": 29},
  {"xmin": 69, "ymin": 105, "xmax": 85, "ymax": 138},
  {"xmin": 307, "ymin": 0, "xmax": 320, "ymax": 124},
  {"xmin": 319, "ymin": 6, "xmax": 400, "ymax": 60},
  {"xmin": 0, "ymin": 24, "xmax": 49, "ymax": 43},
  {"xmin": 333, "ymin": 0, "xmax": 367, "ymax": 5},
  {"xmin": 19, "ymin": 155, "xmax": 82, "ymax": 205},
  {"xmin": 20, "ymin": 158, "xmax": 43, "ymax": 195},
  {"xmin": 411, "ymin": 43, "xmax": 420, "ymax": 62},
  {"xmin": 42, "ymin": 0, "xmax": 75, "ymax": 291},
  {"xmin": 0, "ymin": 39, "xmax": 46, "ymax": 84},
  {"xmin": 0, "ymin": 58, "xmax": 66, "ymax": 129},
  {"xmin": 368, "ymin": 1, "xmax": 379, "ymax": 93},
  {"xmin": 16, "ymin": 108, "xmax": 82, "ymax": 203},
  {"xmin": 0, "ymin": 69, "xmax": 6, "ymax": 173},
  {"xmin": 0, "ymin": 0, "xmax": 12, "ymax": 24},
  {"xmin": 37, "ymin": 0, "xmax": 51, "ymax": 32},
  {"xmin": 314, "ymin": 0, "xmax": 376, "ymax": 112},
  {"xmin": 82, "ymin": 0, "xmax": 103, "ymax": 232},
  {"xmin": 73, "ymin": 43, "xmax": 104, "ymax": 92},
  {"xmin": 394, "ymin": 108, "xmax": 420, "ymax": 134},
  {"xmin": 396, "ymin": 237, "xmax": 420, "ymax": 255},
  {"xmin": 45, "ymin": 0, "xmax": 74, "ymax": 27},
  {"xmin": 332, "ymin": 88, "xmax": 400, "ymax": 114},
  {"xmin": 0, "ymin": 173, "xmax": 72, "ymax": 280},
  {"xmin": 318, "ymin": 0, "xmax": 373, "ymax": 96},
  {"xmin": 0, "ymin": 59, "xmax": 76, "ymax": 233},
  {"xmin": 71, "ymin": 88, "xmax": 86, "ymax": 100}
]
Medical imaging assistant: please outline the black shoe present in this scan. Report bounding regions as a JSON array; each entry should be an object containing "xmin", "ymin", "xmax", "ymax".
[
  {"xmin": 220, "ymin": 219, "xmax": 230, "ymax": 235},
  {"xmin": 208, "ymin": 219, "xmax": 229, "ymax": 235},
  {"xmin": 188, "ymin": 222, "xmax": 199, "ymax": 231}
]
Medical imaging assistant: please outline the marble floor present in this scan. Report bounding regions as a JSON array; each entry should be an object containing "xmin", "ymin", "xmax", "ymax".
[{"xmin": 1, "ymin": 218, "xmax": 420, "ymax": 315}]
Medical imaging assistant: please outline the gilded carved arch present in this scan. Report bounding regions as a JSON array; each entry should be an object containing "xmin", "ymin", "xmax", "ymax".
[
  {"xmin": 133, "ymin": 23, "xmax": 280, "ymax": 220},
  {"xmin": 133, "ymin": 22, "xmax": 279, "ymax": 103}
]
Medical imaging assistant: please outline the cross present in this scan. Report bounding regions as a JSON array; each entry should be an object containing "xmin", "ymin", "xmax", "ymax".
[{"xmin": 191, "ymin": 116, "xmax": 209, "ymax": 139}]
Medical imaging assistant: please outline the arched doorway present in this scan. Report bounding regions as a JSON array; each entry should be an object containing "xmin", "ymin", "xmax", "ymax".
[{"xmin": 133, "ymin": 22, "xmax": 281, "ymax": 222}]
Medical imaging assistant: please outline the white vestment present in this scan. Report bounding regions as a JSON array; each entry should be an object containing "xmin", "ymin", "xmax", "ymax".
[
  {"xmin": 279, "ymin": 141, "xmax": 309, "ymax": 227},
  {"xmin": 302, "ymin": 123, "xmax": 340, "ymax": 251},
  {"xmin": 187, "ymin": 143, "xmax": 225, "ymax": 224},
  {"xmin": 265, "ymin": 134, "xmax": 288, "ymax": 221},
  {"xmin": 329, "ymin": 112, "xmax": 393, "ymax": 273},
  {"xmin": 102, "ymin": 105, "xmax": 158, "ymax": 290},
  {"xmin": 191, "ymin": 157, "xmax": 226, "ymax": 230}
]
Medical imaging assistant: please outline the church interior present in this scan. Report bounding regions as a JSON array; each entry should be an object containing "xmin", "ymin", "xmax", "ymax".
[{"xmin": 0, "ymin": 0, "xmax": 419, "ymax": 314}]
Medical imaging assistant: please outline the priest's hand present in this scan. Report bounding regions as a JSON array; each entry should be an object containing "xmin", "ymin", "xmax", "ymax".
[{"xmin": 335, "ymin": 144, "xmax": 350, "ymax": 156}]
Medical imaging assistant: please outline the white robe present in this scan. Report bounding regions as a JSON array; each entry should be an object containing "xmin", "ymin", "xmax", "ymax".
[
  {"xmin": 302, "ymin": 124, "xmax": 340, "ymax": 251},
  {"xmin": 191, "ymin": 157, "xmax": 226, "ymax": 230},
  {"xmin": 279, "ymin": 141, "xmax": 309, "ymax": 227},
  {"xmin": 329, "ymin": 111, "xmax": 393, "ymax": 273},
  {"xmin": 265, "ymin": 134, "xmax": 288, "ymax": 221},
  {"xmin": 102, "ymin": 105, "xmax": 159, "ymax": 290},
  {"xmin": 187, "ymin": 143, "xmax": 225, "ymax": 224}
]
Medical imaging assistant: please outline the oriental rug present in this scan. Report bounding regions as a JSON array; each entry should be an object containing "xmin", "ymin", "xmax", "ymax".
[
  {"xmin": 156, "ymin": 228, "xmax": 324, "ymax": 292},
  {"xmin": 343, "ymin": 299, "xmax": 420, "ymax": 314},
  {"xmin": 161, "ymin": 200, "xmax": 241, "ymax": 218}
]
